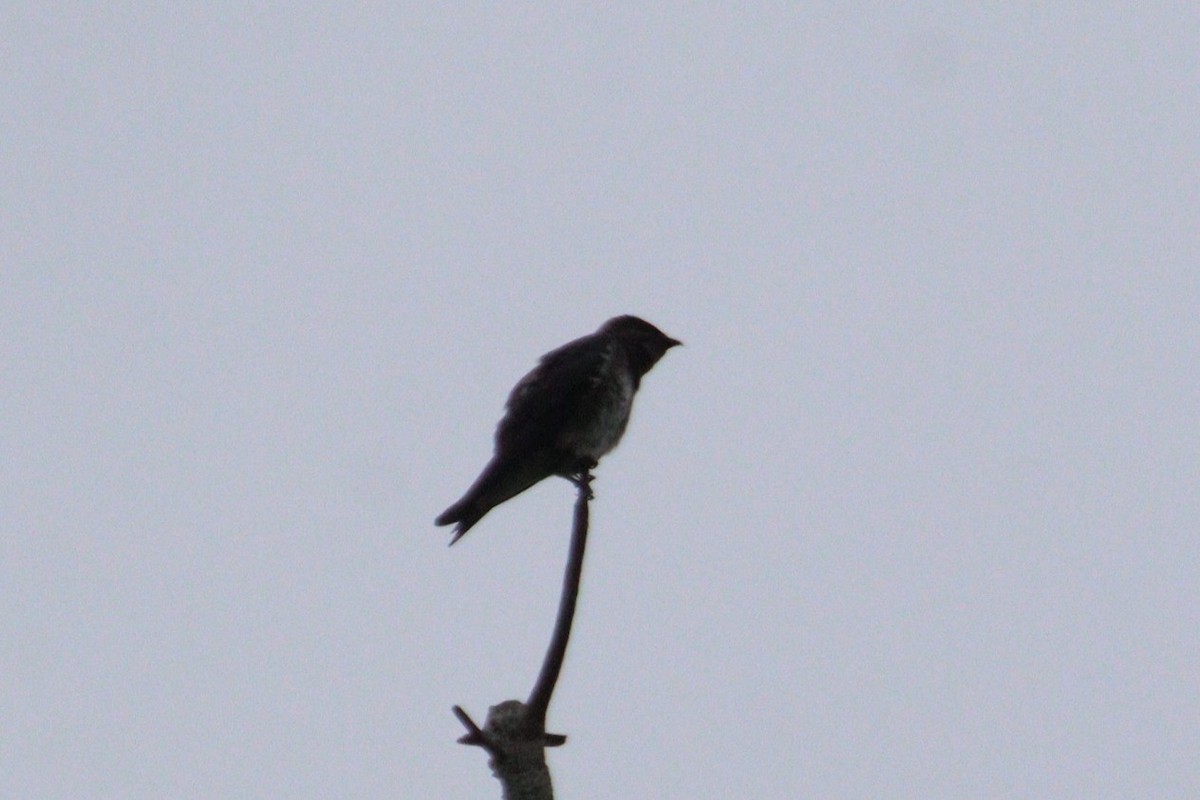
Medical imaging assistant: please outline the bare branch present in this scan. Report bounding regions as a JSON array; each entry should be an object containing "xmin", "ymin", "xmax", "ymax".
[
  {"xmin": 527, "ymin": 469, "xmax": 593, "ymax": 728},
  {"xmin": 451, "ymin": 470, "xmax": 593, "ymax": 799}
]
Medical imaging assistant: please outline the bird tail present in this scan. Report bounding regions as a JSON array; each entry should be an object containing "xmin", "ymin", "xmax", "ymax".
[
  {"xmin": 435, "ymin": 454, "xmax": 552, "ymax": 545},
  {"xmin": 434, "ymin": 497, "xmax": 489, "ymax": 546}
]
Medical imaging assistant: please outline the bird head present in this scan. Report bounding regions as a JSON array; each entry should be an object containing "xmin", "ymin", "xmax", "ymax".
[{"xmin": 600, "ymin": 315, "xmax": 682, "ymax": 375}]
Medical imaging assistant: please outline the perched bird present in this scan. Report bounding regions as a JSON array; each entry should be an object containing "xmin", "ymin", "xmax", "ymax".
[{"xmin": 436, "ymin": 315, "xmax": 681, "ymax": 544}]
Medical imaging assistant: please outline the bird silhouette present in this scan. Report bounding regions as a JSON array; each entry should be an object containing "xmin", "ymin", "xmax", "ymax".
[{"xmin": 436, "ymin": 315, "xmax": 680, "ymax": 544}]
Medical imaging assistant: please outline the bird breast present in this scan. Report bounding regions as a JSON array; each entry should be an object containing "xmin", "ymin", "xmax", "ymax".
[{"xmin": 558, "ymin": 368, "xmax": 634, "ymax": 460}]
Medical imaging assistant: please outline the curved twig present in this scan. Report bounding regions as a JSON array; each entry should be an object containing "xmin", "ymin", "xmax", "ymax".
[{"xmin": 526, "ymin": 469, "xmax": 593, "ymax": 730}]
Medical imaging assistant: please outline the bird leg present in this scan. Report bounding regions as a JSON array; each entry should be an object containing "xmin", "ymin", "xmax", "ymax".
[{"xmin": 565, "ymin": 459, "xmax": 597, "ymax": 499}]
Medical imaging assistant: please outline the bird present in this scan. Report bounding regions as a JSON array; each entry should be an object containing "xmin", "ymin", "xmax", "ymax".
[{"xmin": 436, "ymin": 315, "xmax": 681, "ymax": 545}]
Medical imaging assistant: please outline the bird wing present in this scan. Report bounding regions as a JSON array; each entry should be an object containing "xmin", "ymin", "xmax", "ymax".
[{"xmin": 495, "ymin": 334, "xmax": 612, "ymax": 453}]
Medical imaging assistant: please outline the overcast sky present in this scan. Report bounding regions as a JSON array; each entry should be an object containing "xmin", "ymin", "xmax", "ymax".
[{"xmin": 3, "ymin": 4, "xmax": 1197, "ymax": 798}]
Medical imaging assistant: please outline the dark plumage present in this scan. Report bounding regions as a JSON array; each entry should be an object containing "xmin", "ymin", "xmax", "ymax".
[{"xmin": 436, "ymin": 315, "xmax": 681, "ymax": 544}]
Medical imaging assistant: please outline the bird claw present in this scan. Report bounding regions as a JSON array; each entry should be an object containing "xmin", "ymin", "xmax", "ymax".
[{"xmin": 566, "ymin": 460, "xmax": 597, "ymax": 499}]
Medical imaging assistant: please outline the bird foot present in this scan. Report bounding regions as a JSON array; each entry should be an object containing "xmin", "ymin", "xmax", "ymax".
[{"xmin": 566, "ymin": 460, "xmax": 597, "ymax": 500}]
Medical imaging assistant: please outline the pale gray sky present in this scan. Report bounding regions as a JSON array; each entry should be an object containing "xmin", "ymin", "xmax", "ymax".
[{"xmin": 3, "ymin": 4, "xmax": 1197, "ymax": 798}]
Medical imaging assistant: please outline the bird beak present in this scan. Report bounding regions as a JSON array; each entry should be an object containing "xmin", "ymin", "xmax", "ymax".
[{"xmin": 667, "ymin": 337, "xmax": 683, "ymax": 348}]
